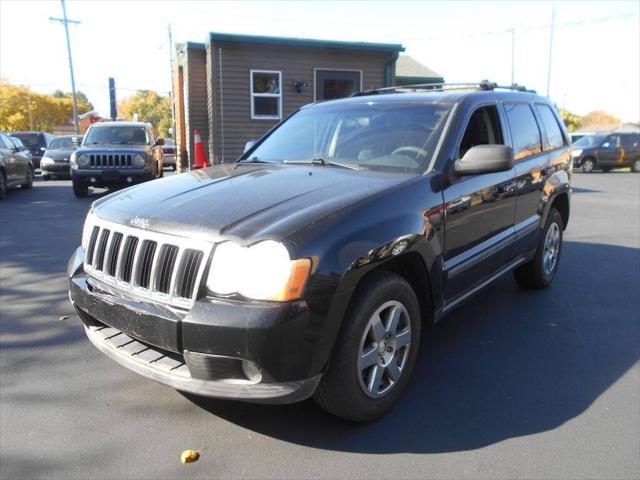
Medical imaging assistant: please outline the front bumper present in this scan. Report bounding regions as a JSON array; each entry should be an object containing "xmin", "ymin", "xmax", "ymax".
[
  {"xmin": 72, "ymin": 168, "xmax": 154, "ymax": 187},
  {"xmin": 67, "ymin": 247, "xmax": 325, "ymax": 403},
  {"xmin": 41, "ymin": 162, "xmax": 71, "ymax": 176}
]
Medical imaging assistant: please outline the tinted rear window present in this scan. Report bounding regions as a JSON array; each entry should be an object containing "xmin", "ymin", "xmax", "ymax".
[
  {"xmin": 13, "ymin": 133, "xmax": 42, "ymax": 147},
  {"xmin": 504, "ymin": 103, "xmax": 542, "ymax": 160},
  {"xmin": 536, "ymin": 104, "xmax": 565, "ymax": 150},
  {"xmin": 621, "ymin": 134, "xmax": 639, "ymax": 148}
]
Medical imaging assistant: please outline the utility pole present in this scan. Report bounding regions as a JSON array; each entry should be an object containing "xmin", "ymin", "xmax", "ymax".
[
  {"xmin": 168, "ymin": 23, "xmax": 176, "ymax": 142},
  {"xmin": 546, "ymin": 8, "xmax": 556, "ymax": 97},
  {"xmin": 50, "ymin": 0, "xmax": 80, "ymax": 134},
  {"xmin": 26, "ymin": 91, "xmax": 33, "ymax": 130},
  {"xmin": 510, "ymin": 28, "xmax": 515, "ymax": 85}
]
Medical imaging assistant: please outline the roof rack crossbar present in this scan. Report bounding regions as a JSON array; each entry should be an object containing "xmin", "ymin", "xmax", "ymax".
[{"xmin": 352, "ymin": 80, "xmax": 536, "ymax": 97}]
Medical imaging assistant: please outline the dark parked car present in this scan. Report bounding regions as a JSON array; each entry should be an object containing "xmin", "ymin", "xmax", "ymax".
[
  {"xmin": 71, "ymin": 121, "xmax": 165, "ymax": 198},
  {"xmin": 68, "ymin": 82, "xmax": 571, "ymax": 421},
  {"xmin": 41, "ymin": 135, "xmax": 83, "ymax": 180},
  {"xmin": 572, "ymin": 131, "xmax": 640, "ymax": 173},
  {"xmin": 11, "ymin": 131, "xmax": 53, "ymax": 169},
  {"xmin": 8, "ymin": 136, "xmax": 33, "ymax": 161},
  {"xmin": 0, "ymin": 131, "xmax": 34, "ymax": 198},
  {"xmin": 162, "ymin": 138, "xmax": 177, "ymax": 170}
]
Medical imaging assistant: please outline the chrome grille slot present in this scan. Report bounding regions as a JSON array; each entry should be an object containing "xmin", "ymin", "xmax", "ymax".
[
  {"xmin": 120, "ymin": 237, "xmax": 138, "ymax": 283},
  {"xmin": 86, "ymin": 226, "xmax": 100, "ymax": 265},
  {"xmin": 106, "ymin": 232, "xmax": 123, "ymax": 276},
  {"xmin": 176, "ymin": 249, "xmax": 204, "ymax": 299},
  {"xmin": 136, "ymin": 240, "xmax": 157, "ymax": 289},
  {"xmin": 155, "ymin": 245, "xmax": 179, "ymax": 294},
  {"xmin": 83, "ymin": 218, "xmax": 212, "ymax": 309},
  {"xmin": 94, "ymin": 229, "xmax": 110, "ymax": 271}
]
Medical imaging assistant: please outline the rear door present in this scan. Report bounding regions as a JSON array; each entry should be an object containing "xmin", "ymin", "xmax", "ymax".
[
  {"xmin": 442, "ymin": 103, "xmax": 517, "ymax": 302},
  {"xmin": 505, "ymin": 102, "xmax": 551, "ymax": 255},
  {"xmin": 0, "ymin": 133, "xmax": 18, "ymax": 182}
]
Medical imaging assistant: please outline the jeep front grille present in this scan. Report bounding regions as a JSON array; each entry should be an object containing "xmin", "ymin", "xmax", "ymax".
[
  {"xmin": 89, "ymin": 153, "xmax": 133, "ymax": 168},
  {"xmin": 84, "ymin": 218, "xmax": 213, "ymax": 308}
]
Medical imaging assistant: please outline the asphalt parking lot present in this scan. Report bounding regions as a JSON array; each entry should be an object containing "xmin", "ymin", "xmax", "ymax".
[{"xmin": 1, "ymin": 171, "xmax": 639, "ymax": 480}]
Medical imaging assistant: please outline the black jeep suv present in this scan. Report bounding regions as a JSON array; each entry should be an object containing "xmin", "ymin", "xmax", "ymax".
[
  {"xmin": 71, "ymin": 121, "xmax": 164, "ymax": 197},
  {"xmin": 68, "ymin": 82, "xmax": 571, "ymax": 421}
]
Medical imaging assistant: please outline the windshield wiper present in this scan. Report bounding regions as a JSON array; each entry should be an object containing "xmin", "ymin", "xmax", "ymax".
[{"xmin": 283, "ymin": 158, "xmax": 360, "ymax": 171}]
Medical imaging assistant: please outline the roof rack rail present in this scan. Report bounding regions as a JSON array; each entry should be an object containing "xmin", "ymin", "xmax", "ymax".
[{"xmin": 352, "ymin": 80, "xmax": 536, "ymax": 97}]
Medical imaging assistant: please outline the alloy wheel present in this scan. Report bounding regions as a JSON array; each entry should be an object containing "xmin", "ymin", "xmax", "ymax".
[
  {"xmin": 543, "ymin": 222, "xmax": 561, "ymax": 276},
  {"xmin": 357, "ymin": 300, "xmax": 412, "ymax": 398}
]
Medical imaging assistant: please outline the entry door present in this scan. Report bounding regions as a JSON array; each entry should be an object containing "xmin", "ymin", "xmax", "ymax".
[
  {"xmin": 315, "ymin": 69, "xmax": 362, "ymax": 101},
  {"xmin": 0, "ymin": 133, "xmax": 17, "ymax": 182},
  {"xmin": 442, "ymin": 105, "xmax": 517, "ymax": 302},
  {"xmin": 598, "ymin": 134, "xmax": 622, "ymax": 167}
]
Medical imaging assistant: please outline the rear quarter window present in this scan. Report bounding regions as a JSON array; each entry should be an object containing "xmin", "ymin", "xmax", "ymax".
[
  {"xmin": 504, "ymin": 103, "xmax": 543, "ymax": 160},
  {"xmin": 536, "ymin": 104, "xmax": 565, "ymax": 151}
]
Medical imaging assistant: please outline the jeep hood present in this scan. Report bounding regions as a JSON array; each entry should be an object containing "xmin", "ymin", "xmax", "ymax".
[{"xmin": 91, "ymin": 164, "xmax": 413, "ymax": 241}]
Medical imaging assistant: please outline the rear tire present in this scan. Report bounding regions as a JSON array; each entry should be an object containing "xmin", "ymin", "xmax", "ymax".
[
  {"xmin": 72, "ymin": 180, "xmax": 88, "ymax": 198},
  {"xmin": 514, "ymin": 208, "xmax": 563, "ymax": 289},
  {"xmin": 0, "ymin": 170, "xmax": 7, "ymax": 199},
  {"xmin": 632, "ymin": 160, "xmax": 640, "ymax": 173},
  {"xmin": 581, "ymin": 158, "xmax": 595, "ymax": 173},
  {"xmin": 313, "ymin": 271, "xmax": 421, "ymax": 422},
  {"xmin": 22, "ymin": 166, "xmax": 34, "ymax": 189}
]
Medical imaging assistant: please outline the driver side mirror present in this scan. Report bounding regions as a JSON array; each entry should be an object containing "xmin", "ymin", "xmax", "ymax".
[
  {"xmin": 244, "ymin": 140, "xmax": 257, "ymax": 153},
  {"xmin": 454, "ymin": 145, "xmax": 514, "ymax": 176},
  {"xmin": 155, "ymin": 138, "xmax": 165, "ymax": 146}
]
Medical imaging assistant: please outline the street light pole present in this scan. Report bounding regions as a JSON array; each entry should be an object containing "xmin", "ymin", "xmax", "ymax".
[
  {"xmin": 510, "ymin": 28, "xmax": 515, "ymax": 85},
  {"xmin": 50, "ymin": 0, "xmax": 80, "ymax": 134},
  {"xmin": 546, "ymin": 8, "xmax": 556, "ymax": 97}
]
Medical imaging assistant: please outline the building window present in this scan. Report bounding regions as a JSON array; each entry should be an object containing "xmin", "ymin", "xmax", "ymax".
[
  {"xmin": 250, "ymin": 70, "xmax": 282, "ymax": 120},
  {"xmin": 314, "ymin": 69, "xmax": 362, "ymax": 101}
]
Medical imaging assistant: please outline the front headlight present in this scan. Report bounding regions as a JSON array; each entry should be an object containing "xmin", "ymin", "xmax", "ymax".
[
  {"xmin": 206, "ymin": 240, "xmax": 311, "ymax": 301},
  {"xmin": 41, "ymin": 156, "xmax": 54, "ymax": 165},
  {"xmin": 76, "ymin": 153, "xmax": 89, "ymax": 167},
  {"xmin": 133, "ymin": 154, "xmax": 145, "ymax": 168},
  {"xmin": 81, "ymin": 211, "xmax": 96, "ymax": 250},
  {"xmin": 571, "ymin": 149, "xmax": 583, "ymax": 157}
]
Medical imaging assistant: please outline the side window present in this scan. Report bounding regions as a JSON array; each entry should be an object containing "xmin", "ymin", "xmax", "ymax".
[
  {"xmin": 621, "ymin": 134, "xmax": 639, "ymax": 148},
  {"xmin": 458, "ymin": 105, "xmax": 504, "ymax": 159},
  {"xmin": 536, "ymin": 104, "xmax": 565, "ymax": 151},
  {"xmin": 602, "ymin": 135, "xmax": 620, "ymax": 148},
  {"xmin": 504, "ymin": 103, "xmax": 542, "ymax": 160}
]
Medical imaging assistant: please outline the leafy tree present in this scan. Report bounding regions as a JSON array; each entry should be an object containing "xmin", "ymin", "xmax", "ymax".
[
  {"xmin": 559, "ymin": 109, "xmax": 582, "ymax": 132},
  {"xmin": 0, "ymin": 82, "xmax": 93, "ymax": 132},
  {"xmin": 581, "ymin": 110, "xmax": 620, "ymax": 128},
  {"xmin": 118, "ymin": 90, "xmax": 172, "ymax": 137},
  {"xmin": 52, "ymin": 89, "xmax": 93, "ymax": 109}
]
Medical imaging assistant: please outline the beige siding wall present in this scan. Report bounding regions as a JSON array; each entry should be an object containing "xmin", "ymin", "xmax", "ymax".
[
  {"xmin": 184, "ymin": 46, "xmax": 209, "ymax": 167},
  {"xmin": 210, "ymin": 41, "xmax": 393, "ymax": 163}
]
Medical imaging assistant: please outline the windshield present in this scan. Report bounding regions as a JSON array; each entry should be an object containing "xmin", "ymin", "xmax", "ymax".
[
  {"xmin": 84, "ymin": 126, "xmax": 149, "ymax": 145},
  {"xmin": 12, "ymin": 133, "xmax": 41, "ymax": 147},
  {"xmin": 48, "ymin": 137, "xmax": 81, "ymax": 150},
  {"xmin": 243, "ymin": 102, "xmax": 452, "ymax": 172},
  {"xmin": 9, "ymin": 137, "xmax": 24, "ymax": 148},
  {"xmin": 574, "ymin": 134, "xmax": 605, "ymax": 148}
]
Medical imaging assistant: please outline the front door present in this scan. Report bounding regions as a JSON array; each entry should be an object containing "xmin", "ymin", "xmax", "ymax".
[
  {"xmin": 442, "ymin": 104, "xmax": 517, "ymax": 302},
  {"xmin": 598, "ymin": 134, "xmax": 623, "ymax": 167},
  {"xmin": 315, "ymin": 69, "xmax": 362, "ymax": 101}
]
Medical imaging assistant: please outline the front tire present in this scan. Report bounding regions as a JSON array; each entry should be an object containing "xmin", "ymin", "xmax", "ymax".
[
  {"xmin": 581, "ymin": 158, "xmax": 595, "ymax": 173},
  {"xmin": 72, "ymin": 180, "xmax": 88, "ymax": 198},
  {"xmin": 22, "ymin": 166, "xmax": 34, "ymax": 189},
  {"xmin": 313, "ymin": 271, "xmax": 421, "ymax": 422},
  {"xmin": 0, "ymin": 170, "xmax": 7, "ymax": 199},
  {"xmin": 514, "ymin": 208, "xmax": 563, "ymax": 289},
  {"xmin": 631, "ymin": 160, "xmax": 640, "ymax": 173}
]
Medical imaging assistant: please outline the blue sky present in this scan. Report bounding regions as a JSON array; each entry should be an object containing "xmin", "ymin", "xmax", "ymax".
[{"xmin": 1, "ymin": 0, "xmax": 638, "ymax": 121}]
